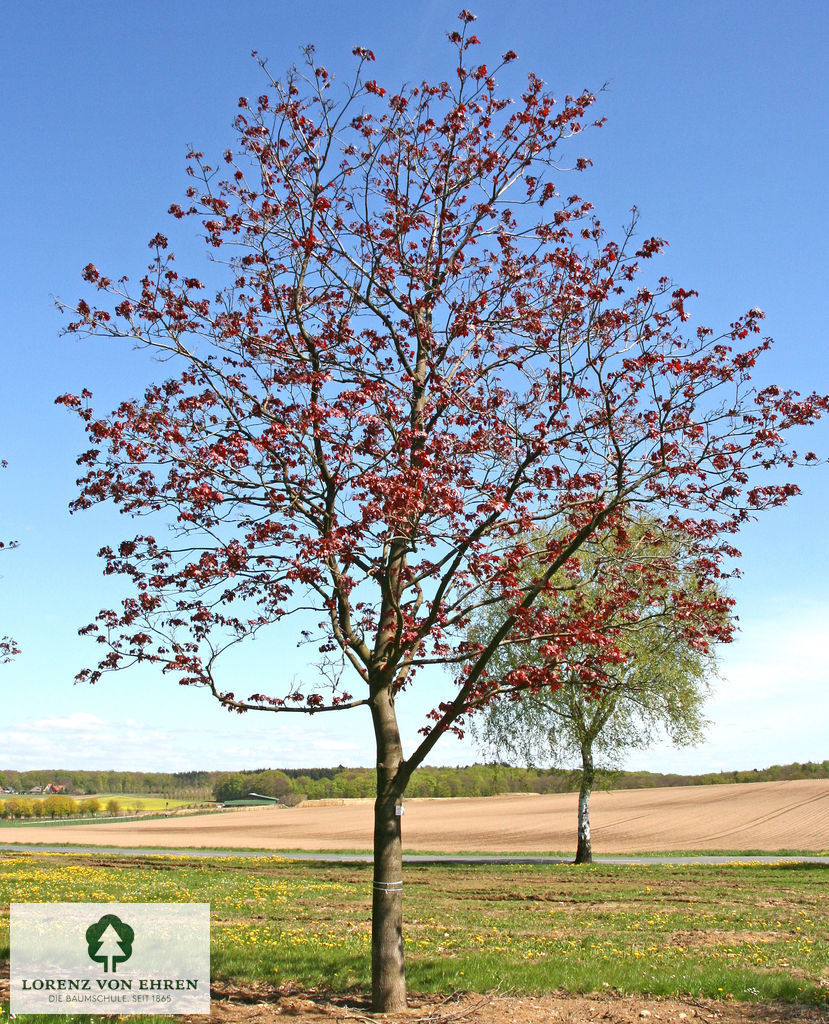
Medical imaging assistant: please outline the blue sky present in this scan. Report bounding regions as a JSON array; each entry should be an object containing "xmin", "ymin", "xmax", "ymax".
[{"xmin": 0, "ymin": 1, "xmax": 826, "ymax": 774}]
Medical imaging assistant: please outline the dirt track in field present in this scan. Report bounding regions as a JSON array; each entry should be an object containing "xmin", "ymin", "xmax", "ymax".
[{"xmin": 3, "ymin": 778, "xmax": 828, "ymax": 853}]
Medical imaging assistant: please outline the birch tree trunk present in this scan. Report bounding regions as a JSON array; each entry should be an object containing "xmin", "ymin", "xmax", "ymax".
[{"xmin": 574, "ymin": 745, "xmax": 595, "ymax": 864}]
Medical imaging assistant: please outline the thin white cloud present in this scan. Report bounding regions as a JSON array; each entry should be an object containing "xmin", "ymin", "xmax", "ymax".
[{"xmin": 24, "ymin": 712, "xmax": 107, "ymax": 732}]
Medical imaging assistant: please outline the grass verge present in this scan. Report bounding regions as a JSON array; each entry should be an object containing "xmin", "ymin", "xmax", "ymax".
[
  {"xmin": 1, "ymin": 840, "xmax": 827, "ymax": 860},
  {"xmin": 0, "ymin": 850, "xmax": 827, "ymax": 1018}
]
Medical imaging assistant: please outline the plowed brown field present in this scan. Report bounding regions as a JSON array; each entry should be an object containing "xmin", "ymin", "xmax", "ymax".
[{"xmin": 4, "ymin": 778, "xmax": 828, "ymax": 852}]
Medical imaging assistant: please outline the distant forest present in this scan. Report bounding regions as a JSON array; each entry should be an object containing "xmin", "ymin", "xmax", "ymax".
[
  {"xmin": 1, "ymin": 761, "xmax": 827, "ymax": 802},
  {"xmin": 0, "ymin": 770, "xmax": 215, "ymax": 800}
]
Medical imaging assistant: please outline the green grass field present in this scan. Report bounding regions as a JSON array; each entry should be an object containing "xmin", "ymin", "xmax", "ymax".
[
  {"xmin": 0, "ymin": 793, "xmax": 199, "ymax": 811},
  {"xmin": 0, "ymin": 850, "xmax": 826, "ymax": 1020},
  {"xmin": 0, "ymin": 795, "xmax": 210, "ymax": 829},
  {"xmin": 89, "ymin": 794, "xmax": 201, "ymax": 810}
]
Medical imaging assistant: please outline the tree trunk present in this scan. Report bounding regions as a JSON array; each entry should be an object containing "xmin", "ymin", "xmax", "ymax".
[
  {"xmin": 370, "ymin": 686, "xmax": 407, "ymax": 1012},
  {"xmin": 574, "ymin": 746, "xmax": 595, "ymax": 864}
]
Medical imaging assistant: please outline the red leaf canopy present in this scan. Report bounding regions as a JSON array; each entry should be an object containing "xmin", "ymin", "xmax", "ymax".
[{"xmin": 57, "ymin": 29, "xmax": 826, "ymax": 768}]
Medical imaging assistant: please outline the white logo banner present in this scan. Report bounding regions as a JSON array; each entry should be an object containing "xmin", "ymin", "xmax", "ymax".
[{"xmin": 11, "ymin": 903, "xmax": 210, "ymax": 1014}]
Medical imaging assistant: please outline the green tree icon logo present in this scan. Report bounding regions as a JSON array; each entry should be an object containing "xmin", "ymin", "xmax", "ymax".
[{"xmin": 85, "ymin": 914, "xmax": 134, "ymax": 972}]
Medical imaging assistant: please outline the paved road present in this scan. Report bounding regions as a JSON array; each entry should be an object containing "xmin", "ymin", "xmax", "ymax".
[{"xmin": 1, "ymin": 843, "xmax": 827, "ymax": 865}]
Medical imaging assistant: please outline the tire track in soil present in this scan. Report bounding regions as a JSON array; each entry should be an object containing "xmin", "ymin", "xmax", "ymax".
[{"xmin": 697, "ymin": 786, "xmax": 829, "ymax": 843}]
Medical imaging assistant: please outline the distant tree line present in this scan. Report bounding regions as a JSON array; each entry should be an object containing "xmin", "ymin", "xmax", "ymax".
[
  {"xmin": 212, "ymin": 760, "xmax": 829, "ymax": 804},
  {"xmin": 2, "ymin": 761, "xmax": 825, "ymax": 806},
  {"xmin": 0, "ymin": 770, "xmax": 214, "ymax": 799}
]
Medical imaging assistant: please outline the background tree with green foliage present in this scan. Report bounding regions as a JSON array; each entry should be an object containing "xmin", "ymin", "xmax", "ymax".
[
  {"xmin": 42, "ymin": 794, "xmax": 78, "ymax": 819},
  {"xmin": 81, "ymin": 797, "xmax": 101, "ymax": 817},
  {"xmin": 471, "ymin": 526, "xmax": 722, "ymax": 863}
]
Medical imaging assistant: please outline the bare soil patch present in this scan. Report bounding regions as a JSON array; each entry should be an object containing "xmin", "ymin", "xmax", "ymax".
[
  {"xmin": 195, "ymin": 984, "xmax": 829, "ymax": 1024},
  {"xmin": 3, "ymin": 779, "xmax": 828, "ymax": 853},
  {"xmin": 1, "ymin": 976, "xmax": 825, "ymax": 1024}
]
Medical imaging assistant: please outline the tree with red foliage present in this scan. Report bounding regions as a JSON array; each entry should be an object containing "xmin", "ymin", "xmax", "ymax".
[
  {"xmin": 57, "ymin": 13, "xmax": 826, "ymax": 1010},
  {"xmin": 1, "ymin": 460, "xmax": 20, "ymax": 663}
]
